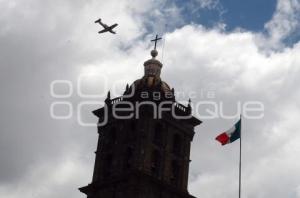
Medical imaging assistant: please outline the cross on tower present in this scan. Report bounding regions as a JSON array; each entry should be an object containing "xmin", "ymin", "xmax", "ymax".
[{"xmin": 151, "ymin": 34, "xmax": 162, "ymax": 50}]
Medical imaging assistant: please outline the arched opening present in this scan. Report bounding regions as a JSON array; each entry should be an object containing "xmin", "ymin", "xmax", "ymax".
[
  {"xmin": 172, "ymin": 134, "xmax": 182, "ymax": 156},
  {"xmin": 124, "ymin": 147, "xmax": 133, "ymax": 169},
  {"xmin": 153, "ymin": 123, "xmax": 163, "ymax": 146},
  {"xmin": 171, "ymin": 160, "xmax": 180, "ymax": 185},
  {"xmin": 130, "ymin": 120, "xmax": 136, "ymax": 131},
  {"xmin": 103, "ymin": 154, "xmax": 113, "ymax": 178},
  {"xmin": 151, "ymin": 149, "xmax": 161, "ymax": 176},
  {"xmin": 129, "ymin": 120, "xmax": 137, "ymax": 141},
  {"xmin": 106, "ymin": 127, "xmax": 117, "ymax": 147}
]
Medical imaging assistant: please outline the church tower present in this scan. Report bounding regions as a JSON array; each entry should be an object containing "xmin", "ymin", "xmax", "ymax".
[{"xmin": 79, "ymin": 37, "xmax": 201, "ymax": 198}]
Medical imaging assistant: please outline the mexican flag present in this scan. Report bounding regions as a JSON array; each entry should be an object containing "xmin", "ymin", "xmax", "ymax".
[{"xmin": 215, "ymin": 119, "xmax": 241, "ymax": 145}]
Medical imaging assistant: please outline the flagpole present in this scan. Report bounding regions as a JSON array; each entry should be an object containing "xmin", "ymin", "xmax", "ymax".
[{"xmin": 239, "ymin": 114, "xmax": 242, "ymax": 198}]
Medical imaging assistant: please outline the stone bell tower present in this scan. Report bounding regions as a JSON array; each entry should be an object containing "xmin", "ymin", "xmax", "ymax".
[{"xmin": 79, "ymin": 37, "xmax": 201, "ymax": 198}]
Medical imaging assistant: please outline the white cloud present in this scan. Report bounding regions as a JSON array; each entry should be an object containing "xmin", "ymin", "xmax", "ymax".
[
  {"xmin": 0, "ymin": 151, "xmax": 92, "ymax": 198},
  {"xmin": 261, "ymin": 0, "xmax": 300, "ymax": 49},
  {"xmin": 160, "ymin": 25, "xmax": 300, "ymax": 198},
  {"xmin": 195, "ymin": 0, "xmax": 220, "ymax": 9},
  {"xmin": 1, "ymin": 0, "xmax": 300, "ymax": 198}
]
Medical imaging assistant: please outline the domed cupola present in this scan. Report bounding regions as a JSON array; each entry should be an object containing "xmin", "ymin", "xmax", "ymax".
[
  {"xmin": 130, "ymin": 48, "xmax": 173, "ymax": 97},
  {"xmin": 143, "ymin": 49, "xmax": 162, "ymax": 78}
]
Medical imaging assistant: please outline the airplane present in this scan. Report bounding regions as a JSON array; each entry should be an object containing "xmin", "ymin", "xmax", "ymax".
[{"xmin": 95, "ymin": 18, "xmax": 118, "ymax": 34}]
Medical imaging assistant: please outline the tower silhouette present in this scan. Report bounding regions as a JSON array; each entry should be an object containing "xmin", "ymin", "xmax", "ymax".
[{"xmin": 79, "ymin": 45, "xmax": 201, "ymax": 198}]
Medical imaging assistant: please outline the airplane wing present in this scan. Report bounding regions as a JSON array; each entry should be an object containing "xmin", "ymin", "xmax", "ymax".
[
  {"xmin": 109, "ymin": 24, "xmax": 118, "ymax": 29},
  {"xmin": 98, "ymin": 29, "xmax": 108, "ymax": 34}
]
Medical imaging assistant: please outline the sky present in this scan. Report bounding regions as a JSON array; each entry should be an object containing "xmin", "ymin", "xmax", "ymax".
[{"xmin": 1, "ymin": 0, "xmax": 300, "ymax": 198}]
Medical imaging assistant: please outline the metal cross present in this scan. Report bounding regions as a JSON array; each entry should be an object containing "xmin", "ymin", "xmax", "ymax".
[{"xmin": 151, "ymin": 34, "xmax": 162, "ymax": 50}]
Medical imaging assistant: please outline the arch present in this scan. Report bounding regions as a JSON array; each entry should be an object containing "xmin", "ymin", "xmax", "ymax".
[
  {"xmin": 151, "ymin": 149, "xmax": 161, "ymax": 176},
  {"xmin": 124, "ymin": 147, "xmax": 133, "ymax": 169},
  {"xmin": 130, "ymin": 120, "xmax": 136, "ymax": 131},
  {"xmin": 172, "ymin": 134, "xmax": 182, "ymax": 155},
  {"xmin": 171, "ymin": 159, "xmax": 180, "ymax": 184},
  {"xmin": 153, "ymin": 123, "xmax": 163, "ymax": 146},
  {"xmin": 129, "ymin": 120, "xmax": 137, "ymax": 141},
  {"xmin": 103, "ymin": 154, "xmax": 113, "ymax": 177},
  {"xmin": 106, "ymin": 127, "xmax": 117, "ymax": 147}
]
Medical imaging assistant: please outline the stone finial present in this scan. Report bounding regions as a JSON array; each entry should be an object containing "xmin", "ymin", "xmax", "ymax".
[
  {"xmin": 151, "ymin": 49, "xmax": 158, "ymax": 58},
  {"xmin": 105, "ymin": 91, "xmax": 111, "ymax": 105},
  {"xmin": 187, "ymin": 98, "xmax": 192, "ymax": 114}
]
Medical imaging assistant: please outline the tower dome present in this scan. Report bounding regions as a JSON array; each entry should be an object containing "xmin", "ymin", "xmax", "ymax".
[
  {"xmin": 130, "ymin": 49, "xmax": 172, "ymax": 95},
  {"xmin": 144, "ymin": 49, "xmax": 162, "ymax": 78}
]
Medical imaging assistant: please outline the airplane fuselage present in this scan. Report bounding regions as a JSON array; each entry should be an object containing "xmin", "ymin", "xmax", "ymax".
[{"xmin": 95, "ymin": 18, "xmax": 118, "ymax": 34}]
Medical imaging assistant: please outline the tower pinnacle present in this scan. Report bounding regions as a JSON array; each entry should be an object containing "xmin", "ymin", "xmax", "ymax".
[
  {"xmin": 151, "ymin": 49, "xmax": 158, "ymax": 58},
  {"xmin": 151, "ymin": 34, "xmax": 162, "ymax": 50}
]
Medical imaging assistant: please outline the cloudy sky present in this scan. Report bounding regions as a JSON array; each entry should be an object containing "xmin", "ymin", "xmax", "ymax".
[{"xmin": 1, "ymin": 0, "xmax": 300, "ymax": 197}]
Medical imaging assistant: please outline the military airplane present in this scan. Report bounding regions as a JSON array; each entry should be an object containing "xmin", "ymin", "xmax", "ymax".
[{"xmin": 95, "ymin": 18, "xmax": 118, "ymax": 34}]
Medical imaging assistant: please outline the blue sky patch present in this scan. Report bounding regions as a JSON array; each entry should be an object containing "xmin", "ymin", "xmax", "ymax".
[
  {"xmin": 220, "ymin": 0, "xmax": 277, "ymax": 31},
  {"xmin": 171, "ymin": 0, "xmax": 277, "ymax": 32}
]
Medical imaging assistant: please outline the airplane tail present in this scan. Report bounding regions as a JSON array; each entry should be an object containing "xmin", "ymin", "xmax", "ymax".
[{"xmin": 95, "ymin": 18, "xmax": 101, "ymax": 23}]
